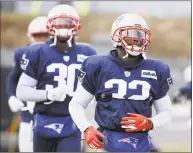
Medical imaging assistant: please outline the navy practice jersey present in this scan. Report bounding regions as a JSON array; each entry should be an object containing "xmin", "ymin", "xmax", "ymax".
[
  {"xmin": 78, "ymin": 50, "xmax": 173, "ymax": 151},
  {"xmin": 6, "ymin": 47, "xmax": 34, "ymax": 123},
  {"xmin": 23, "ymin": 39, "xmax": 97, "ymax": 117}
]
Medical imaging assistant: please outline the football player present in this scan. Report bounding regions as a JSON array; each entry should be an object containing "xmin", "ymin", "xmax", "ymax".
[
  {"xmin": 16, "ymin": 4, "xmax": 97, "ymax": 152},
  {"xmin": 6, "ymin": 16, "xmax": 49, "ymax": 152},
  {"xmin": 69, "ymin": 13, "xmax": 173, "ymax": 152},
  {"xmin": 173, "ymin": 65, "xmax": 192, "ymax": 103},
  {"xmin": 173, "ymin": 65, "xmax": 191, "ymax": 127}
]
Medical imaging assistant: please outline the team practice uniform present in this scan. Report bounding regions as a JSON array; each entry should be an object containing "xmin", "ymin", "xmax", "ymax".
[
  {"xmin": 6, "ymin": 47, "xmax": 34, "ymax": 152},
  {"xmin": 19, "ymin": 39, "xmax": 97, "ymax": 151},
  {"xmin": 76, "ymin": 50, "xmax": 173, "ymax": 152},
  {"xmin": 69, "ymin": 13, "xmax": 173, "ymax": 152},
  {"xmin": 16, "ymin": 4, "xmax": 97, "ymax": 152}
]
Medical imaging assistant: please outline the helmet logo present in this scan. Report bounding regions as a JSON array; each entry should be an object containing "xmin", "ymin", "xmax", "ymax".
[
  {"xmin": 60, "ymin": 13, "xmax": 67, "ymax": 16},
  {"xmin": 115, "ymin": 15, "xmax": 124, "ymax": 27},
  {"xmin": 134, "ymin": 24, "xmax": 142, "ymax": 27}
]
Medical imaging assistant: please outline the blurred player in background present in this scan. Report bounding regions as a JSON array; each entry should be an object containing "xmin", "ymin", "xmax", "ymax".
[
  {"xmin": 69, "ymin": 13, "xmax": 173, "ymax": 152},
  {"xmin": 6, "ymin": 16, "xmax": 49, "ymax": 152},
  {"xmin": 173, "ymin": 65, "xmax": 191, "ymax": 127},
  {"xmin": 16, "ymin": 4, "xmax": 97, "ymax": 152},
  {"xmin": 173, "ymin": 65, "xmax": 192, "ymax": 103}
]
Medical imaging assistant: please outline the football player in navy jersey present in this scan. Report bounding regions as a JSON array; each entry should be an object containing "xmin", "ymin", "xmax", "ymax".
[
  {"xmin": 173, "ymin": 65, "xmax": 191, "ymax": 127},
  {"xmin": 6, "ymin": 16, "xmax": 49, "ymax": 152},
  {"xmin": 16, "ymin": 4, "xmax": 97, "ymax": 152},
  {"xmin": 69, "ymin": 13, "xmax": 173, "ymax": 152},
  {"xmin": 173, "ymin": 65, "xmax": 192, "ymax": 103}
]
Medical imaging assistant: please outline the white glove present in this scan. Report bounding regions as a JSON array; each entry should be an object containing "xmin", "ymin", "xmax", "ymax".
[
  {"xmin": 47, "ymin": 86, "xmax": 67, "ymax": 102},
  {"xmin": 8, "ymin": 96, "xmax": 24, "ymax": 112}
]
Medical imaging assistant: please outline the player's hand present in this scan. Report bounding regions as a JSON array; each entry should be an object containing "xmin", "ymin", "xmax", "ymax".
[
  {"xmin": 120, "ymin": 113, "xmax": 153, "ymax": 132},
  {"xmin": 27, "ymin": 102, "xmax": 35, "ymax": 114},
  {"xmin": 84, "ymin": 126, "xmax": 106, "ymax": 149},
  {"xmin": 47, "ymin": 86, "xmax": 67, "ymax": 102},
  {"xmin": 8, "ymin": 96, "xmax": 24, "ymax": 112}
]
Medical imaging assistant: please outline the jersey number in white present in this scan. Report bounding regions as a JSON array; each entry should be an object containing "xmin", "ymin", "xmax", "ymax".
[
  {"xmin": 44, "ymin": 63, "xmax": 81, "ymax": 104},
  {"xmin": 105, "ymin": 79, "xmax": 151, "ymax": 100}
]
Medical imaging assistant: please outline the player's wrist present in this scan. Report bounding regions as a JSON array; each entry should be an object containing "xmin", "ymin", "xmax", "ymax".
[
  {"xmin": 148, "ymin": 118, "xmax": 154, "ymax": 130},
  {"xmin": 149, "ymin": 118, "xmax": 155, "ymax": 130},
  {"xmin": 9, "ymin": 95, "xmax": 16, "ymax": 100},
  {"xmin": 84, "ymin": 126, "xmax": 93, "ymax": 133}
]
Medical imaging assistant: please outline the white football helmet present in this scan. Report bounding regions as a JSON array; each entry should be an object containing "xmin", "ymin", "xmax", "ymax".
[
  {"xmin": 27, "ymin": 16, "xmax": 49, "ymax": 44},
  {"xmin": 183, "ymin": 65, "xmax": 191, "ymax": 83},
  {"xmin": 46, "ymin": 4, "xmax": 81, "ymax": 47},
  {"xmin": 111, "ymin": 13, "xmax": 151, "ymax": 56}
]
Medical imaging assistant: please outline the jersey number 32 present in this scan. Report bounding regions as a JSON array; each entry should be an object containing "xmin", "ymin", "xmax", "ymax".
[{"xmin": 105, "ymin": 79, "xmax": 151, "ymax": 100}]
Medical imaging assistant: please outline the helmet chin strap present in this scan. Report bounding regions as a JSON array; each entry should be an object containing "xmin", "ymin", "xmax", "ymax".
[
  {"xmin": 67, "ymin": 33, "xmax": 73, "ymax": 47},
  {"xmin": 49, "ymin": 28, "xmax": 58, "ymax": 47},
  {"xmin": 49, "ymin": 28, "xmax": 74, "ymax": 47},
  {"xmin": 122, "ymin": 52, "xmax": 129, "ymax": 59},
  {"xmin": 49, "ymin": 34, "xmax": 57, "ymax": 47}
]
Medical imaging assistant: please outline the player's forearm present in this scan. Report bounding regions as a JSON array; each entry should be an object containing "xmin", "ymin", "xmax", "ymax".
[
  {"xmin": 69, "ymin": 101, "xmax": 92, "ymax": 132},
  {"xmin": 16, "ymin": 72, "xmax": 47, "ymax": 102},
  {"xmin": 16, "ymin": 85, "xmax": 47, "ymax": 102},
  {"xmin": 150, "ymin": 110, "xmax": 172, "ymax": 130},
  {"xmin": 69, "ymin": 83, "xmax": 95, "ymax": 132},
  {"xmin": 151, "ymin": 94, "xmax": 172, "ymax": 129}
]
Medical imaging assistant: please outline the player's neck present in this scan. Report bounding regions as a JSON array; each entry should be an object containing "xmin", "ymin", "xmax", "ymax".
[{"xmin": 117, "ymin": 48, "xmax": 141, "ymax": 65}]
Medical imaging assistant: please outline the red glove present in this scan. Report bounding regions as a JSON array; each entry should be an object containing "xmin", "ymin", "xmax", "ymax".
[
  {"xmin": 84, "ymin": 126, "xmax": 106, "ymax": 149},
  {"xmin": 120, "ymin": 113, "xmax": 153, "ymax": 132}
]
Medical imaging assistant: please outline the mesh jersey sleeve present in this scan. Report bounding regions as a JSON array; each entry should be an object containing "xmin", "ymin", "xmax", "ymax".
[
  {"xmin": 77, "ymin": 56, "xmax": 100, "ymax": 95},
  {"xmin": 155, "ymin": 61, "xmax": 173, "ymax": 100},
  {"xmin": 22, "ymin": 46, "xmax": 39, "ymax": 80}
]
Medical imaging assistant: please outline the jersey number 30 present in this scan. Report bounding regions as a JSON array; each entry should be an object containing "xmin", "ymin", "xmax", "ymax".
[
  {"xmin": 44, "ymin": 63, "xmax": 81, "ymax": 104},
  {"xmin": 105, "ymin": 79, "xmax": 151, "ymax": 100}
]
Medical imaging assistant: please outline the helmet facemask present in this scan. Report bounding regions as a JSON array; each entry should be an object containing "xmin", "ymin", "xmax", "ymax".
[
  {"xmin": 47, "ymin": 15, "xmax": 81, "ymax": 47},
  {"xmin": 112, "ymin": 26, "xmax": 151, "ymax": 57}
]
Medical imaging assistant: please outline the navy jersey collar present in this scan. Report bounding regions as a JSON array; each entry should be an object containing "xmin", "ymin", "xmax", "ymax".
[{"xmin": 108, "ymin": 50, "xmax": 146, "ymax": 69}]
